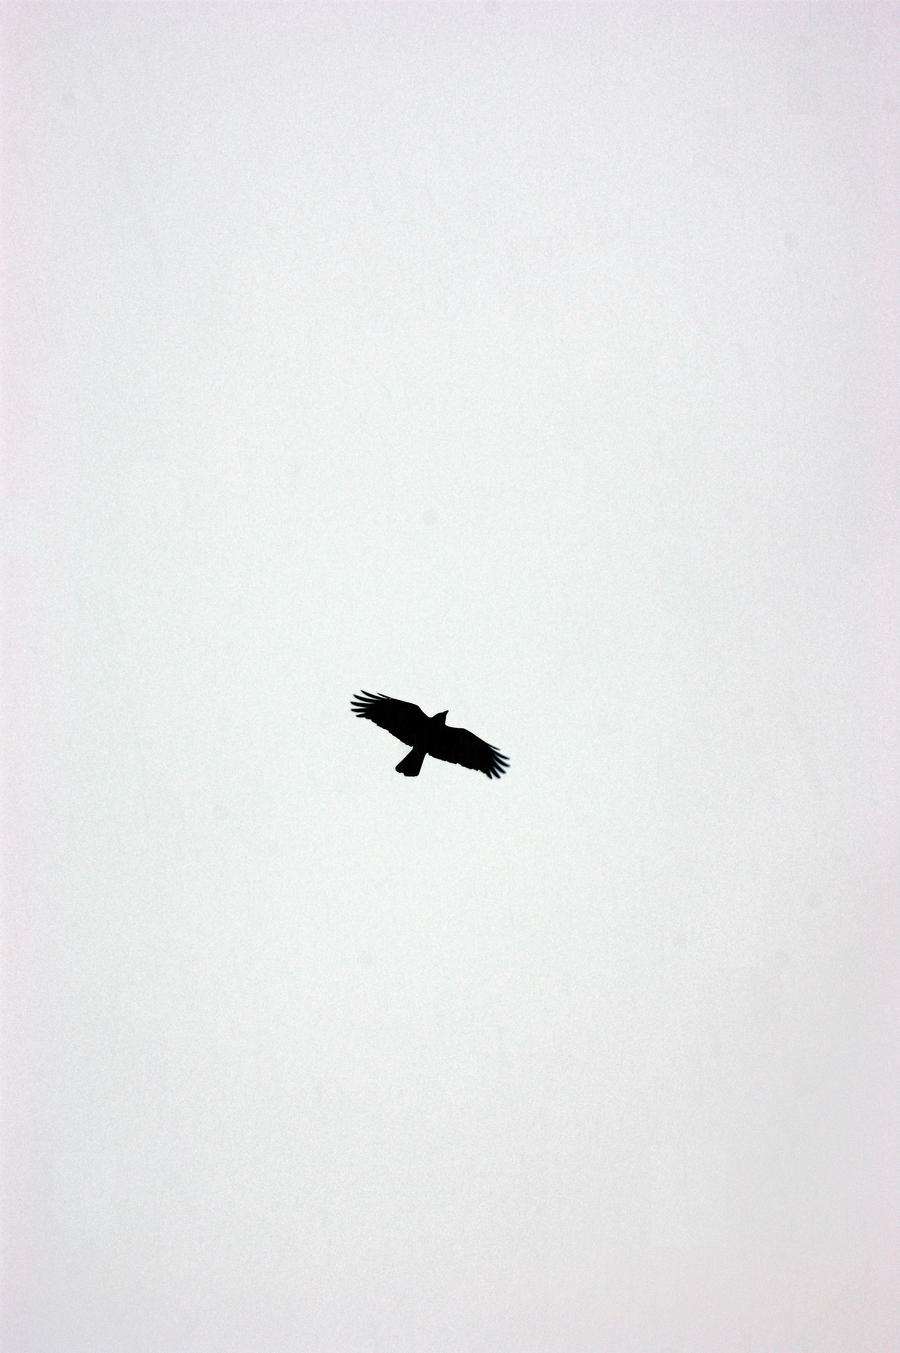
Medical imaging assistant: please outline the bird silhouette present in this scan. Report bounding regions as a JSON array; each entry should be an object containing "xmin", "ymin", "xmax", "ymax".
[{"xmin": 351, "ymin": 691, "xmax": 509, "ymax": 779}]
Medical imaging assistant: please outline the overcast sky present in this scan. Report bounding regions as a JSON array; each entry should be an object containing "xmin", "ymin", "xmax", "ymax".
[{"xmin": 4, "ymin": 4, "xmax": 898, "ymax": 1351}]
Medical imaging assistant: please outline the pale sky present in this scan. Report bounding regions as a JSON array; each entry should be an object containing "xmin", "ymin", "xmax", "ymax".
[{"xmin": 4, "ymin": 5, "xmax": 898, "ymax": 1351}]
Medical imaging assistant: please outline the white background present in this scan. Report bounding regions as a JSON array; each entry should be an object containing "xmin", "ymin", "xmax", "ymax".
[{"xmin": 4, "ymin": 5, "xmax": 898, "ymax": 1350}]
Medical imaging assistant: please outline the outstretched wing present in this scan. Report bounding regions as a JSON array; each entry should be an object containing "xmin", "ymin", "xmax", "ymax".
[
  {"xmin": 351, "ymin": 691, "xmax": 429, "ymax": 747},
  {"xmin": 431, "ymin": 723, "xmax": 509, "ymax": 779}
]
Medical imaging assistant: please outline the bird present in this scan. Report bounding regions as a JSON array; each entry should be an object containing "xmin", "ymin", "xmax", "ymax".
[{"xmin": 351, "ymin": 691, "xmax": 509, "ymax": 779}]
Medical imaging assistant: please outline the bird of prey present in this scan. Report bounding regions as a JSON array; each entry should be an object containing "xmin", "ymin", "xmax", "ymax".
[{"xmin": 351, "ymin": 691, "xmax": 509, "ymax": 779}]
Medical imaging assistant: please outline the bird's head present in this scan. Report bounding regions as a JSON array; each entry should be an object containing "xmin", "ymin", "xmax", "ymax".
[{"xmin": 433, "ymin": 710, "xmax": 448, "ymax": 724}]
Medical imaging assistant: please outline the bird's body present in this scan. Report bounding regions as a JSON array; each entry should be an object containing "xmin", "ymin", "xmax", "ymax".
[{"xmin": 351, "ymin": 692, "xmax": 509, "ymax": 779}]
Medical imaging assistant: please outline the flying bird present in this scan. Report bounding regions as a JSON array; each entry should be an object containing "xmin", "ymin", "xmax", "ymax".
[{"xmin": 351, "ymin": 691, "xmax": 509, "ymax": 779}]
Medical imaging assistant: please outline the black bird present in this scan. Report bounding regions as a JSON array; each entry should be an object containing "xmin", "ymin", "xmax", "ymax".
[{"xmin": 351, "ymin": 691, "xmax": 509, "ymax": 779}]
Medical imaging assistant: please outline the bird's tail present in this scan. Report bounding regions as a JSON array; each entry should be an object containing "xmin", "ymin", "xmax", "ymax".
[{"xmin": 395, "ymin": 746, "xmax": 426, "ymax": 776}]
